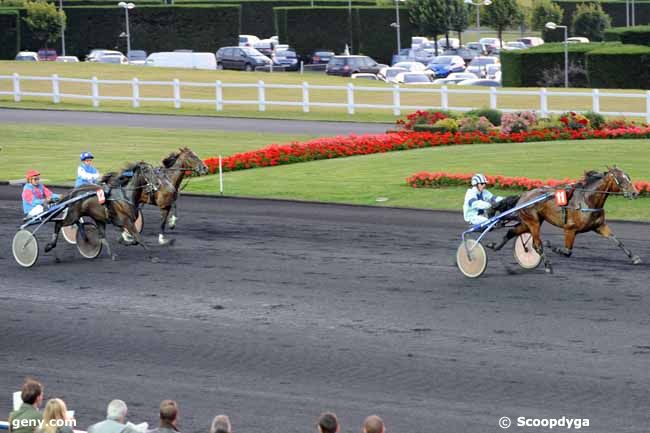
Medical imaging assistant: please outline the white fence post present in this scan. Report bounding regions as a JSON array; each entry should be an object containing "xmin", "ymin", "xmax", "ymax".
[
  {"xmin": 215, "ymin": 80, "xmax": 223, "ymax": 111},
  {"xmin": 258, "ymin": 80, "xmax": 266, "ymax": 112},
  {"xmin": 646, "ymin": 91, "xmax": 650, "ymax": 124},
  {"xmin": 302, "ymin": 82, "xmax": 310, "ymax": 113},
  {"xmin": 12, "ymin": 73, "xmax": 20, "ymax": 102},
  {"xmin": 91, "ymin": 76, "xmax": 99, "ymax": 107},
  {"xmin": 441, "ymin": 85, "xmax": 448, "ymax": 110},
  {"xmin": 392, "ymin": 85, "xmax": 401, "ymax": 116},
  {"xmin": 347, "ymin": 83, "xmax": 355, "ymax": 115},
  {"xmin": 591, "ymin": 89, "xmax": 599, "ymax": 113},
  {"xmin": 173, "ymin": 79, "xmax": 181, "ymax": 109},
  {"xmin": 132, "ymin": 78, "xmax": 140, "ymax": 108},
  {"xmin": 540, "ymin": 87, "xmax": 548, "ymax": 117},
  {"xmin": 52, "ymin": 74, "xmax": 60, "ymax": 104},
  {"xmin": 489, "ymin": 87, "xmax": 497, "ymax": 109}
]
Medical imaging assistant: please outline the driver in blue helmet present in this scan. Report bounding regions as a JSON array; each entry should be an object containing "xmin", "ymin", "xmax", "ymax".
[
  {"xmin": 463, "ymin": 173, "xmax": 503, "ymax": 225},
  {"xmin": 75, "ymin": 151, "xmax": 101, "ymax": 187}
]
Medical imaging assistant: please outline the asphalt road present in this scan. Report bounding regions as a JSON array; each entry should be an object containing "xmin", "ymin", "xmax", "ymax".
[
  {"xmin": 1, "ymin": 184, "xmax": 650, "ymax": 433},
  {"xmin": 0, "ymin": 108, "xmax": 392, "ymax": 135}
]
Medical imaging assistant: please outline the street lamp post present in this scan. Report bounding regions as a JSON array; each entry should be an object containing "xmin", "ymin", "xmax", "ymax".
[
  {"xmin": 464, "ymin": 0, "xmax": 491, "ymax": 42},
  {"xmin": 59, "ymin": 0, "xmax": 65, "ymax": 56},
  {"xmin": 545, "ymin": 21, "xmax": 568, "ymax": 88},
  {"xmin": 118, "ymin": 2, "xmax": 135, "ymax": 58},
  {"xmin": 390, "ymin": 0, "xmax": 405, "ymax": 55}
]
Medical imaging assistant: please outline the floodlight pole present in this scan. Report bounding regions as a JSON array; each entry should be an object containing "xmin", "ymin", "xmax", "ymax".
[{"xmin": 59, "ymin": 0, "xmax": 65, "ymax": 56}]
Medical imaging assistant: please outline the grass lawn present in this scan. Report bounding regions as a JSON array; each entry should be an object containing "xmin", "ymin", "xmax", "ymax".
[
  {"xmin": 186, "ymin": 138, "xmax": 650, "ymax": 221},
  {"xmin": 0, "ymin": 123, "xmax": 316, "ymax": 184},
  {"xmin": 1, "ymin": 62, "xmax": 648, "ymax": 123}
]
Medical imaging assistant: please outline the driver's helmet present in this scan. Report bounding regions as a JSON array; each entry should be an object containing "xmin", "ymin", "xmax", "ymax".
[
  {"xmin": 25, "ymin": 169, "xmax": 41, "ymax": 180},
  {"xmin": 471, "ymin": 173, "xmax": 488, "ymax": 186},
  {"xmin": 80, "ymin": 151, "xmax": 94, "ymax": 161}
]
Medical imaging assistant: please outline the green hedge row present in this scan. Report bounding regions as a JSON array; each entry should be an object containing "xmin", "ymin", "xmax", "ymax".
[
  {"xmin": 0, "ymin": 10, "xmax": 20, "ymax": 60},
  {"xmin": 586, "ymin": 44, "xmax": 650, "ymax": 88},
  {"xmin": 6, "ymin": 5, "xmax": 240, "ymax": 59},
  {"xmin": 275, "ymin": 6, "xmax": 413, "ymax": 64},
  {"xmin": 604, "ymin": 25, "xmax": 650, "ymax": 45},
  {"xmin": 552, "ymin": 0, "xmax": 650, "ymax": 28}
]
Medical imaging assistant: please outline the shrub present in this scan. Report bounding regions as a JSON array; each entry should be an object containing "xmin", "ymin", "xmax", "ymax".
[
  {"xmin": 396, "ymin": 109, "xmax": 453, "ymax": 130},
  {"xmin": 465, "ymin": 107, "xmax": 502, "ymax": 126},
  {"xmin": 432, "ymin": 118, "xmax": 459, "ymax": 133},
  {"xmin": 531, "ymin": 117, "xmax": 565, "ymax": 131},
  {"xmin": 585, "ymin": 44, "xmax": 650, "ymax": 89},
  {"xmin": 583, "ymin": 111, "xmax": 605, "ymax": 129},
  {"xmin": 531, "ymin": 0, "xmax": 563, "ymax": 31},
  {"xmin": 501, "ymin": 111, "xmax": 537, "ymax": 134},
  {"xmin": 559, "ymin": 111, "xmax": 590, "ymax": 129},
  {"xmin": 604, "ymin": 25, "xmax": 650, "ymax": 45},
  {"xmin": 458, "ymin": 116, "xmax": 494, "ymax": 134},
  {"xmin": 572, "ymin": 3, "xmax": 612, "ymax": 42}
]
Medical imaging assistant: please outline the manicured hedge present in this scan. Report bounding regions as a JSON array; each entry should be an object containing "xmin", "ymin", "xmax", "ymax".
[
  {"xmin": 604, "ymin": 25, "xmax": 650, "ymax": 45},
  {"xmin": 586, "ymin": 44, "xmax": 650, "ymax": 89},
  {"xmin": 0, "ymin": 10, "xmax": 20, "ymax": 59},
  {"xmin": 14, "ymin": 5, "xmax": 239, "ymax": 58},
  {"xmin": 275, "ymin": 6, "xmax": 413, "ymax": 64},
  {"xmin": 553, "ymin": 0, "xmax": 650, "ymax": 28}
]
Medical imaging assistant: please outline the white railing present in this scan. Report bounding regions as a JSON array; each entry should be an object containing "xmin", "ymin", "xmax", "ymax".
[{"xmin": 1, "ymin": 73, "xmax": 650, "ymax": 121}]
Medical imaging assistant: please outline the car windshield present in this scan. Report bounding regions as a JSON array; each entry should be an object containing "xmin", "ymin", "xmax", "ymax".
[
  {"xmin": 470, "ymin": 58, "xmax": 494, "ymax": 66},
  {"xmin": 315, "ymin": 51, "xmax": 333, "ymax": 56},
  {"xmin": 129, "ymin": 51, "xmax": 146, "ymax": 60},
  {"xmin": 101, "ymin": 56, "xmax": 123, "ymax": 63},
  {"xmin": 241, "ymin": 47, "xmax": 263, "ymax": 56},
  {"xmin": 404, "ymin": 74, "xmax": 430, "ymax": 83},
  {"xmin": 432, "ymin": 57, "xmax": 452, "ymax": 64},
  {"xmin": 277, "ymin": 50, "xmax": 296, "ymax": 58},
  {"xmin": 386, "ymin": 68, "xmax": 405, "ymax": 79}
]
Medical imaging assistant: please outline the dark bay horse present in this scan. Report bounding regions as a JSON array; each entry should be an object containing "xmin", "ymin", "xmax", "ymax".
[
  {"xmin": 138, "ymin": 147, "xmax": 208, "ymax": 245},
  {"xmin": 45, "ymin": 162, "xmax": 160, "ymax": 261},
  {"xmin": 487, "ymin": 167, "xmax": 641, "ymax": 273}
]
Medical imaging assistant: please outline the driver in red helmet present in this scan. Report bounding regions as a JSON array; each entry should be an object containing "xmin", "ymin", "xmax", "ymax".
[{"xmin": 22, "ymin": 169, "xmax": 61, "ymax": 217}]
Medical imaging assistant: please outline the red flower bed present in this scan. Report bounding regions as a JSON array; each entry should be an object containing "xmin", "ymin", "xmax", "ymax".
[
  {"xmin": 406, "ymin": 171, "xmax": 650, "ymax": 196},
  {"xmin": 203, "ymin": 126, "xmax": 650, "ymax": 174}
]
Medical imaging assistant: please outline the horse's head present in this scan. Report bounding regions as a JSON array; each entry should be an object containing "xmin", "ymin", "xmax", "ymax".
[
  {"xmin": 607, "ymin": 166, "xmax": 638, "ymax": 199},
  {"xmin": 176, "ymin": 147, "xmax": 209, "ymax": 176},
  {"xmin": 133, "ymin": 161, "xmax": 161, "ymax": 194}
]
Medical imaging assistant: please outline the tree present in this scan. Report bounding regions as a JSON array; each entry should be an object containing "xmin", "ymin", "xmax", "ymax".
[
  {"xmin": 482, "ymin": 0, "xmax": 522, "ymax": 47},
  {"xmin": 572, "ymin": 2, "xmax": 611, "ymax": 41},
  {"xmin": 408, "ymin": 0, "xmax": 448, "ymax": 55},
  {"xmin": 531, "ymin": 0, "xmax": 563, "ymax": 31},
  {"xmin": 449, "ymin": 0, "xmax": 469, "ymax": 44},
  {"xmin": 23, "ymin": 1, "xmax": 65, "ymax": 48}
]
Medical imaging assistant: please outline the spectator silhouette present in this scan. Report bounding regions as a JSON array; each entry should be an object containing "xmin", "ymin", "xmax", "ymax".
[
  {"xmin": 9, "ymin": 378, "xmax": 44, "ymax": 433},
  {"xmin": 317, "ymin": 412, "xmax": 339, "ymax": 433},
  {"xmin": 362, "ymin": 416, "xmax": 385, "ymax": 433},
  {"xmin": 88, "ymin": 400, "xmax": 141, "ymax": 433},
  {"xmin": 209, "ymin": 415, "xmax": 230, "ymax": 433}
]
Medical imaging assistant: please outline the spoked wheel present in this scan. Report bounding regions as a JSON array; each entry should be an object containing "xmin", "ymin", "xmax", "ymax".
[
  {"xmin": 134, "ymin": 209, "xmax": 144, "ymax": 233},
  {"xmin": 456, "ymin": 239, "xmax": 488, "ymax": 278},
  {"xmin": 76, "ymin": 222, "xmax": 103, "ymax": 259},
  {"xmin": 61, "ymin": 225, "xmax": 77, "ymax": 244},
  {"xmin": 513, "ymin": 233, "xmax": 541, "ymax": 269},
  {"xmin": 13, "ymin": 229, "xmax": 39, "ymax": 268}
]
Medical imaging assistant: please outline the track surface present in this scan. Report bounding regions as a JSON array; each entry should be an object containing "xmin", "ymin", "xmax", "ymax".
[
  {"xmin": 1, "ymin": 184, "xmax": 650, "ymax": 433},
  {"xmin": 0, "ymin": 108, "xmax": 392, "ymax": 135}
]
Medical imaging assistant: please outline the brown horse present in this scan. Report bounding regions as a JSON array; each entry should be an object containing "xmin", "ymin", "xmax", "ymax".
[
  {"xmin": 45, "ymin": 162, "xmax": 160, "ymax": 261},
  {"xmin": 487, "ymin": 166, "xmax": 641, "ymax": 273},
  {"xmin": 137, "ymin": 147, "xmax": 208, "ymax": 245}
]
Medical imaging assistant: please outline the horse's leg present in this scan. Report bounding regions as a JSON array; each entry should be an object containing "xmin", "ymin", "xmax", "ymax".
[
  {"xmin": 122, "ymin": 219, "xmax": 159, "ymax": 263},
  {"xmin": 595, "ymin": 224, "xmax": 642, "ymax": 265},
  {"xmin": 158, "ymin": 206, "xmax": 175, "ymax": 246},
  {"xmin": 529, "ymin": 221, "xmax": 553, "ymax": 274},
  {"xmin": 486, "ymin": 224, "xmax": 528, "ymax": 251},
  {"xmin": 97, "ymin": 222, "xmax": 117, "ymax": 261},
  {"xmin": 44, "ymin": 221, "xmax": 63, "ymax": 263},
  {"xmin": 168, "ymin": 202, "xmax": 178, "ymax": 230},
  {"xmin": 549, "ymin": 230, "xmax": 576, "ymax": 257}
]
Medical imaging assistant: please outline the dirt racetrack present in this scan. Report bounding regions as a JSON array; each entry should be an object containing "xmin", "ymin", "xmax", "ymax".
[{"xmin": 1, "ymin": 184, "xmax": 649, "ymax": 433}]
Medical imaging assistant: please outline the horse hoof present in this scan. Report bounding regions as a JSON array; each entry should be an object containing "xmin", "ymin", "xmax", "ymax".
[
  {"xmin": 111, "ymin": 254, "xmax": 119, "ymax": 261},
  {"xmin": 632, "ymin": 255, "xmax": 642, "ymax": 265},
  {"xmin": 44, "ymin": 244, "xmax": 54, "ymax": 253},
  {"xmin": 118, "ymin": 238, "xmax": 137, "ymax": 246},
  {"xmin": 545, "ymin": 267, "xmax": 554, "ymax": 274},
  {"xmin": 485, "ymin": 242, "xmax": 496, "ymax": 250}
]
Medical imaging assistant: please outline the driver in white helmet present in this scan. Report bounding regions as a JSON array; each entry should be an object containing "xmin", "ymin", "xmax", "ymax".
[{"xmin": 463, "ymin": 173, "xmax": 503, "ymax": 225}]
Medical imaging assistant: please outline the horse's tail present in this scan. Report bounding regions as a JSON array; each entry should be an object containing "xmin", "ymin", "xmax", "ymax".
[{"xmin": 495, "ymin": 194, "xmax": 521, "ymax": 214}]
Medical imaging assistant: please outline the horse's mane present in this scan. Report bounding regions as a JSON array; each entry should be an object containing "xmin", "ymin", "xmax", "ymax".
[
  {"xmin": 162, "ymin": 147, "xmax": 190, "ymax": 168},
  {"xmin": 101, "ymin": 162, "xmax": 140, "ymax": 186},
  {"xmin": 575, "ymin": 170, "xmax": 604, "ymax": 188}
]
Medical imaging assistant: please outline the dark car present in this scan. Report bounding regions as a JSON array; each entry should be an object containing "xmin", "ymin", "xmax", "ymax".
[
  {"xmin": 326, "ymin": 55, "xmax": 383, "ymax": 77},
  {"xmin": 216, "ymin": 46, "xmax": 271, "ymax": 71},
  {"xmin": 309, "ymin": 50, "xmax": 335, "ymax": 64},
  {"xmin": 37, "ymin": 48, "xmax": 57, "ymax": 61},
  {"xmin": 273, "ymin": 49, "xmax": 299, "ymax": 71}
]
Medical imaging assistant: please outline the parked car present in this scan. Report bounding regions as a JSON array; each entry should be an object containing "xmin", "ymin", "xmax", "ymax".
[
  {"xmin": 379, "ymin": 66, "xmax": 408, "ymax": 83},
  {"xmin": 326, "ymin": 55, "xmax": 383, "ymax": 77},
  {"xmin": 411, "ymin": 36, "xmax": 430, "ymax": 49},
  {"xmin": 567, "ymin": 37, "xmax": 590, "ymax": 43},
  {"xmin": 216, "ymin": 46, "xmax": 271, "ymax": 71},
  {"xmin": 273, "ymin": 49, "xmax": 299, "ymax": 71},
  {"xmin": 478, "ymin": 37, "xmax": 504, "ymax": 52},
  {"xmin": 466, "ymin": 42, "xmax": 489, "ymax": 56},
  {"xmin": 457, "ymin": 78, "xmax": 502, "ymax": 86},
  {"xmin": 351, "ymin": 73, "xmax": 380, "ymax": 81},
  {"xmin": 517, "ymin": 37, "xmax": 544, "ymax": 47},
  {"xmin": 86, "ymin": 49, "xmax": 124, "ymax": 62},
  {"xmin": 128, "ymin": 50, "xmax": 147, "ymax": 65},
  {"xmin": 392, "ymin": 61, "xmax": 426, "ymax": 72},
  {"xmin": 466, "ymin": 56, "xmax": 500, "ymax": 78},
  {"xmin": 432, "ymin": 72, "xmax": 480, "ymax": 85},
  {"xmin": 394, "ymin": 72, "xmax": 434, "ymax": 85},
  {"xmin": 446, "ymin": 47, "xmax": 478, "ymax": 64},
  {"xmin": 503, "ymin": 41, "xmax": 528, "ymax": 50},
  {"xmin": 145, "ymin": 52, "xmax": 217, "ymax": 70},
  {"xmin": 391, "ymin": 48, "xmax": 412, "ymax": 65},
  {"xmin": 55, "ymin": 56, "xmax": 79, "ymax": 62},
  {"xmin": 437, "ymin": 38, "xmax": 460, "ymax": 50},
  {"xmin": 37, "ymin": 48, "xmax": 57, "ymax": 61},
  {"xmin": 426, "ymin": 55, "xmax": 465, "ymax": 77},
  {"xmin": 309, "ymin": 50, "xmax": 335, "ymax": 64},
  {"xmin": 98, "ymin": 54, "xmax": 128, "ymax": 64},
  {"xmin": 485, "ymin": 64, "xmax": 501, "ymax": 80},
  {"xmin": 239, "ymin": 35, "xmax": 260, "ymax": 47},
  {"xmin": 15, "ymin": 51, "xmax": 38, "ymax": 61},
  {"xmin": 253, "ymin": 40, "xmax": 277, "ymax": 56}
]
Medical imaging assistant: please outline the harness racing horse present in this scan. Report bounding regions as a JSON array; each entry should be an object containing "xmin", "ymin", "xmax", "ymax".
[
  {"xmin": 486, "ymin": 166, "xmax": 641, "ymax": 274},
  {"xmin": 45, "ymin": 162, "xmax": 160, "ymax": 261},
  {"xmin": 138, "ymin": 147, "xmax": 208, "ymax": 245}
]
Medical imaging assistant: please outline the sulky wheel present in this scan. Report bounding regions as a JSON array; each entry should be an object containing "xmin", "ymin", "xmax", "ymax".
[
  {"xmin": 61, "ymin": 224, "xmax": 78, "ymax": 245},
  {"xmin": 513, "ymin": 233, "xmax": 541, "ymax": 269},
  {"xmin": 456, "ymin": 239, "xmax": 488, "ymax": 278},
  {"xmin": 13, "ymin": 229, "xmax": 39, "ymax": 268},
  {"xmin": 76, "ymin": 222, "xmax": 103, "ymax": 259}
]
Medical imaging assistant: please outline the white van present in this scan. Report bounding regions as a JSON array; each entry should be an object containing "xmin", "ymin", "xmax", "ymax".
[
  {"xmin": 144, "ymin": 52, "xmax": 216, "ymax": 70},
  {"xmin": 239, "ymin": 35, "xmax": 260, "ymax": 47}
]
